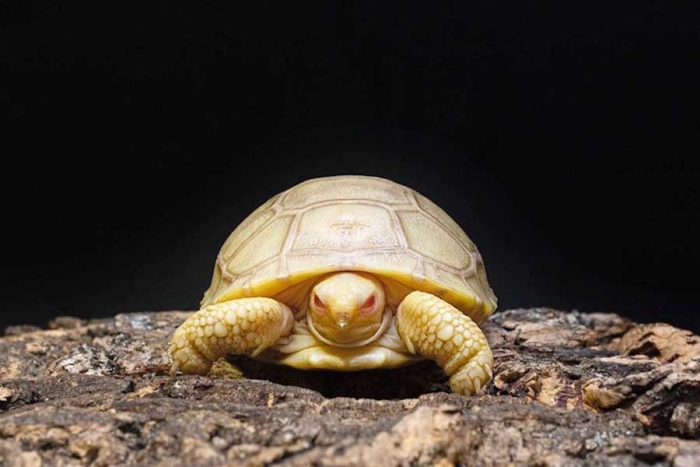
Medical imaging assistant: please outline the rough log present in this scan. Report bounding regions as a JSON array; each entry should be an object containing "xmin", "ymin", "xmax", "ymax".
[{"xmin": 1, "ymin": 308, "xmax": 699, "ymax": 466}]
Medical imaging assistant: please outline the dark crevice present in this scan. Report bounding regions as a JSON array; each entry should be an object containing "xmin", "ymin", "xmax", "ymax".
[{"xmin": 224, "ymin": 356, "xmax": 450, "ymax": 399}]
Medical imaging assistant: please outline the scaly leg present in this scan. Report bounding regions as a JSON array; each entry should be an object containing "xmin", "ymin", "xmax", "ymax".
[
  {"xmin": 396, "ymin": 291, "xmax": 493, "ymax": 396},
  {"xmin": 169, "ymin": 297, "xmax": 294, "ymax": 375}
]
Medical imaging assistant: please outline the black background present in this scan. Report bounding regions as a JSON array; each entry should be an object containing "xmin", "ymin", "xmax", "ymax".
[{"xmin": 2, "ymin": 3, "xmax": 699, "ymax": 332}]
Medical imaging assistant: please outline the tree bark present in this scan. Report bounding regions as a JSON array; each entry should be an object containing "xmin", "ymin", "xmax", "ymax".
[{"xmin": 1, "ymin": 308, "xmax": 699, "ymax": 466}]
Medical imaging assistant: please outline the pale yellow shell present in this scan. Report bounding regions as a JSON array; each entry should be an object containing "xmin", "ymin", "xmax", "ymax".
[{"xmin": 202, "ymin": 175, "xmax": 497, "ymax": 324}]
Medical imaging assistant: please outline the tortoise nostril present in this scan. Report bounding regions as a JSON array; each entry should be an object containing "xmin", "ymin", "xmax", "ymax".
[{"xmin": 335, "ymin": 312, "xmax": 350, "ymax": 328}]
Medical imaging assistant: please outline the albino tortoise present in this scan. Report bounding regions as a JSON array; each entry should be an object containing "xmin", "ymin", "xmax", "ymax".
[{"xmin": 169, "ymin": 175, "xmax": 497, "ymax": 395}]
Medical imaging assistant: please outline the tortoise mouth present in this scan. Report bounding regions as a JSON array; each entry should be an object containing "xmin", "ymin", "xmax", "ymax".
[{"xmin": 307, "ymin": 307, "xmax": 393, "ymax": 348}]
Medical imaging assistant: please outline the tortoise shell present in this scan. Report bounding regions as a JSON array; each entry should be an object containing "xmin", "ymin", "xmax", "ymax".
[{"xmin": 201, "ymin": 175, "xmax": 497, "ymax": 324}]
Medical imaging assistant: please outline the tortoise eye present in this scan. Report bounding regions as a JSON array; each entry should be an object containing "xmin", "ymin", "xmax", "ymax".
[
  {"xmin": 313, "ymin": 294, "xmax": 327, "ymax": 310},
  {"xmin": 361, "ymin": 295, "xmax": 376, "ymax": 312}
]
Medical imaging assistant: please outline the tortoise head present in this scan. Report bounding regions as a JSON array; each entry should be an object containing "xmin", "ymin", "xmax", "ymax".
[{"xmin": 307, "ymin": 272, "xmax": 390, "ymax": 346}]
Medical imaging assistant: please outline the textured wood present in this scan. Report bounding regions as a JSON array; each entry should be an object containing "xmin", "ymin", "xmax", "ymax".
[{"xmin": 1, "ymin": 308, "xmax": 699, "ymax": 466}]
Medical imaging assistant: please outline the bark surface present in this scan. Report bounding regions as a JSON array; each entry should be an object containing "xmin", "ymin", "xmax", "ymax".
[{"xmin": 1, "ymin": 308, "xmax": 699, "ymax": 466}]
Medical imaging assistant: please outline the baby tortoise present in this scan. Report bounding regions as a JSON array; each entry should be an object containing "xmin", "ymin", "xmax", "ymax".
[{"xmin": 169, "ymin": 175, "xmax": 497, "ymax": 395}]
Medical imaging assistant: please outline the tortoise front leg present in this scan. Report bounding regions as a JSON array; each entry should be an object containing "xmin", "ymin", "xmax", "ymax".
[
  {"xmin": 396, "ymin": 291, "xmax": 493, "ymax": 396},
  {"xmin": 169, "ymin": 298, "xmax": 294, "ymax": 375}
]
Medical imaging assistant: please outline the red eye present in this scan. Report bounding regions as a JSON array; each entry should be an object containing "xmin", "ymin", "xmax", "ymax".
[
  {"xmin": 313, "ymin": 294, "xmax": 326, "ymax": 310},
  {"xmin": 361, "ymin": 295, "xmax": 376, "ymax": 311}
]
